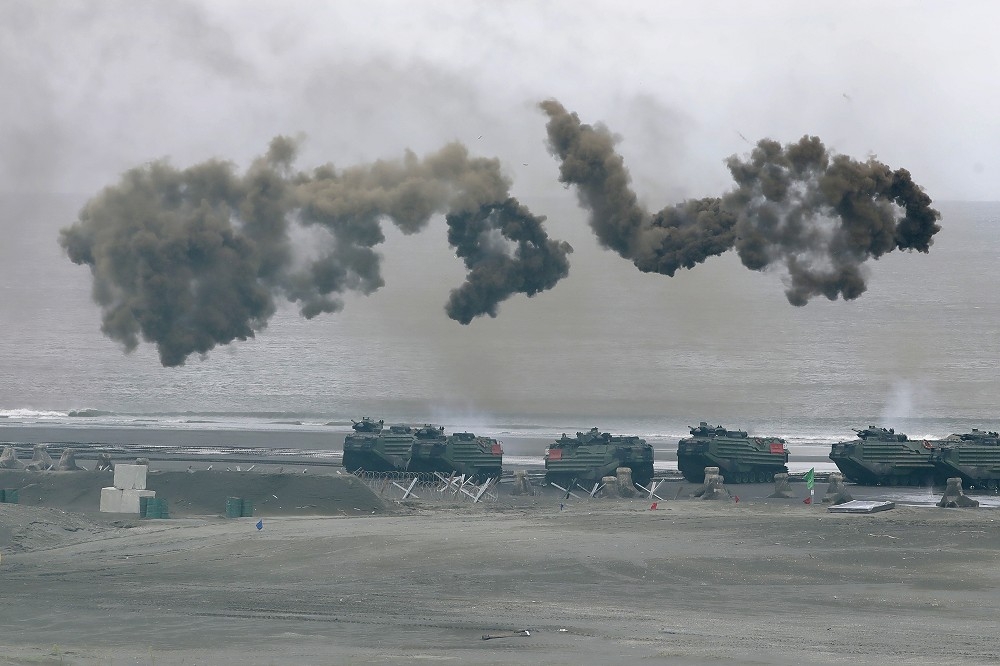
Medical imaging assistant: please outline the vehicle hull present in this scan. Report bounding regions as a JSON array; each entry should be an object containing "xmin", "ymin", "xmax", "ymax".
[
  {"xmin": 342, "ymin": 431, "xmax": 414, "ymax": 473},
  {"xmin": 409, "ymin": 435, "xmax": 503, "ymax": 481},
  {"xmin": 677, "ymin": 437, "xmax": 788, "ymax": 483},
  {"xmin": 544, "ymin": 429, "xmax": 654, "ymax": 488},
  {"xmin": 932, "ymin": 444, "xmax": 1000, "ymax": 490},
  {"xmin": 830, "ymin": 427, "xmax": 1000, "ymax": 487},
  {"xmin": 829, "ymin": 439, "xmax": 939, "ymax": 486}
]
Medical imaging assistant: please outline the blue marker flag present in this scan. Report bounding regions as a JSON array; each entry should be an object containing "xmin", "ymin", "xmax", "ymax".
[{"xmin": 256, "ymin": 519, "xmax": 263, "ymax": 530}]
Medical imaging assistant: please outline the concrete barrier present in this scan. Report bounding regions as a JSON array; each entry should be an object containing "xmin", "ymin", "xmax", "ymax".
[
  {"xmin": 24, "ymin": 444, "xmax": 53, "ymax": 471},
  {"xmin": 100, "ymin": 487, "xmax": 124, "ymax": 512},
  {"xmin": 938, "ymin": 477, "xmax": 979, "ymax": 508},
  {"xmin": 121, "ymin": 489, "xmax": 156, "ymax": 514},
  {"xmin": 510, "ymin": 470, "xmax": 534, "ymax": 496},
  {"xmin": 768, "ymin": 473, "xmax": 795, "ymax": 498},
  {"xmin": 56, "ymin": 449, "xmax": 81, "ymax": 471},
  {"xmin": 822, "ymin": 472, "xmax": 854, "ymax": 505},
  {"xmin": 114, "ymin": 464, "xmax": 148, "ymax": 490},
  {"xmin": 0, "ymin": 446, "xmax": 23, "ymax": 470},
  {"xmin": 692, "ymin": 467, "xmax": 727, "ymax": 500},
  {"xmin": 615, "ymin": 467, "xmax": 636, "ymax": 497}
]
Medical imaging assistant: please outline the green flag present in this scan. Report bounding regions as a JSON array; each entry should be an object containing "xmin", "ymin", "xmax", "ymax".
[{"xmin": 804, "ymin": 467, "xmax": 815, "ymax": 490}]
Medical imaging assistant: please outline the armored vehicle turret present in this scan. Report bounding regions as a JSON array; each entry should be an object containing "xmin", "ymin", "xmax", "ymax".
[
  {"xmin": 677, "ymin": 422, "xmax": 789, "ymax": 483},
  {"xmin": 351, "ymin": 417, "xmax": 383, "ymax": 433},
  {"xmin": 853, "ymin": 426, "xmax": 909, "ymax": 442},
  {"xmin": 955, "ymin": 428, "xmax": 1000, "ymax": 443},
  {"xmin": 544, "ymin": 427, "xmax": 654, "ymax": 487}
]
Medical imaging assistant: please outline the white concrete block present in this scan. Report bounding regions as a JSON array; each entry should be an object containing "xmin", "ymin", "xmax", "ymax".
[
  {"xmin": 121, "ymin": 489, "xmax": 156, "ymax": 514},
  {"xmin": 114, "ymin": 464, "xmax": 148, "ymax": 490},
  {"xmin": 100, "ymin": 487, "xmax": 124, "ymax": 513}
]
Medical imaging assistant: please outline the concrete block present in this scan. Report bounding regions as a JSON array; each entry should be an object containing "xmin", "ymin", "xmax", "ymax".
[
  {"xmin": 100, "ymin": 487, "xmax": 124, "ymax": 513},
  {"xmin": 114, "ymin": 464, "xmax": 148, "ymax": 490},
  {"xmin": 121, "ymin": 489, "xmax": 156, "ymax": 514}
]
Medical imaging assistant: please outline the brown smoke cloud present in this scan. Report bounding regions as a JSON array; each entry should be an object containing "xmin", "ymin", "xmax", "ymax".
[
  {"xmin": 540, "ymin": 99, "xmax": 941, "ymax": 306},
  {"xmin": 60, "ymin": 138, "xmax": 572, "ymax": 366},
  {"xmin": 61, "ymin": 100, "xmax": 941, "ymax": 367}
]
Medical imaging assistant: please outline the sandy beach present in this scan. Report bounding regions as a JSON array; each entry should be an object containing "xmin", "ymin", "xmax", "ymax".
[{"xmin": 1, "ymin": 466, "xmax": 999, "ymax": 665}]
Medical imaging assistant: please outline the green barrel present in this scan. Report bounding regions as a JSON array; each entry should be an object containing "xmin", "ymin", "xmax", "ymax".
[
  {"xmin": 3, "ymin": 489, "xmax": 17, "ymax": 504},
  {"xmin": 225, "ymin": 497, "xmax": 243, "ymax": 518},
  {"xmin": 0, "ymin": 489, "xmax": 5, "ymax": 502},
  {"xmin": 240, "ymin": 499, "xmax": 254, "ymax": 517},
  {"xmin": 154, "ymin": 498, "xmax": 169, "ymax": 519},
  {"xmin": 139, "ymin": 496, "xmax": 151, "ymax": 517}
]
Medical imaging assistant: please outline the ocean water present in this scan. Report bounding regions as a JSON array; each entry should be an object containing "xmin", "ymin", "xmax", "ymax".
[{"xmin": 1, "ymin": 193, "xmax": 998, "ymax": 460}]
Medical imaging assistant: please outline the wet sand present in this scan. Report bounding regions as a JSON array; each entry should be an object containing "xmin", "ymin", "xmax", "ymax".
[
  {"xmin": 0, "ymin": 423, "xmax": 348, "ymax": 450},
  {"xmin": 1, "ymin": 468, "xmax": 999, "ymax": 665}
]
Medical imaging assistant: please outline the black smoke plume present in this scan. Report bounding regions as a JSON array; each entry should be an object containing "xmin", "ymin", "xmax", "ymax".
[
  {"xmin": 445, "ymin": 199, "xmax": 572, "ymax": 323},
  {"xmin": 540, "ymin": 100, "xmax": 941, "ymax": 305},
  {"xmin": 60, "ymin": 138, "xmax": 572, "ymax": 366}
]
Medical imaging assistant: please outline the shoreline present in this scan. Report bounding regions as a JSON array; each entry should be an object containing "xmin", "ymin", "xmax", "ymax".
[{"xmin": 0, "ymin": 422, "xmax": 838, "ymax": 468}]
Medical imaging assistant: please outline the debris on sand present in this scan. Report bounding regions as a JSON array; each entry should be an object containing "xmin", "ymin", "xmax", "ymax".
[
  {"xmin": 482, "ymin": 629, "xmax": 531, "ymax": 640},
  {"xmin": 827, "ymin": 501, "xmax": 895, "ymax": 514}
]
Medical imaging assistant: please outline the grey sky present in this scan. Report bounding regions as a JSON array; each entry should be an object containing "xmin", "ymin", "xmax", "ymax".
[{"xmin": 2, "ymin": 0, "xmax": 997, "ymax": 202}]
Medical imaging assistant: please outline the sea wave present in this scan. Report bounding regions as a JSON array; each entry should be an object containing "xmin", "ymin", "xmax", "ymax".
[
  {"xmin": 0, "ymin": 408, "xmax": 69, "ymax": 419},
  {"xmin": 68, "ymin": 409, "xmax": 114, "ymax": 417}
]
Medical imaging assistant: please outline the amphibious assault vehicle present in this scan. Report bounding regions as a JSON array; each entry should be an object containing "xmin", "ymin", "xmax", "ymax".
[
  {"xmin": 544, "ymin": 427, "xmax": 654, "ymax": 487},
  {"xmin": 931, "ymin": 429, "xmax": 1000, "ymax": 490},
  {"xmin": 341, "ymin": 418, "xmax": 503, "ymax": 481},
  {"xmin": 676, "ymin": 422, "xmax": 789, "ymax": 483},
  {"xmin": 341, "ymin": 418, "xmax": 412, "ymax": 473},
  {"xmin": 407, "ymin": 424, "xmax": 504, "ymax": 480},
  {"xmin": 828, "ymin": 426, "xmax": 938, "ymax": 486}
]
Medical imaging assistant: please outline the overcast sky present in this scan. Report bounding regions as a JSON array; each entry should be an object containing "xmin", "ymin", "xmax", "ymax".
[{"xmin": 2, "ymin": 0, "xmax": 997, "ymax": 203}]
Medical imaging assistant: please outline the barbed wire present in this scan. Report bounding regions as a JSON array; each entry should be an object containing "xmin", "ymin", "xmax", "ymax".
[{"xmin": 352, "ymin": 470, "xmax": 503, "ymax": 504}]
